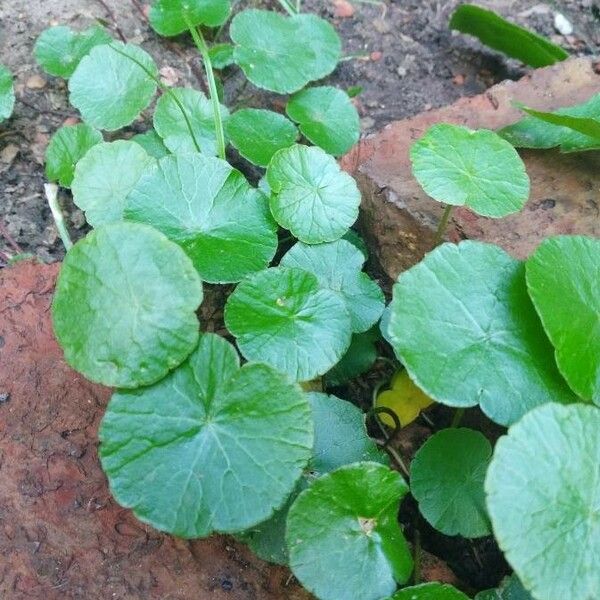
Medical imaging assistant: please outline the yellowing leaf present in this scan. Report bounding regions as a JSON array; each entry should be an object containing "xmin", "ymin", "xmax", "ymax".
[{"xmin": 375, "ymin": 370, "xmax": 433, "ymax": 427}]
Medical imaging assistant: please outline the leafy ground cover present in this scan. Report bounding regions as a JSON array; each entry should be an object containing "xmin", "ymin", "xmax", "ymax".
[{"xmin": 1, "ymin": 1, "xmax": 599, "ymax": 599}]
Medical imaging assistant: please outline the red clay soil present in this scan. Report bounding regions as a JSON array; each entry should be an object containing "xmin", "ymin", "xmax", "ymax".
[{"xmin": 0, "ymin": 260, "xmax": 313, "ymax": 600}]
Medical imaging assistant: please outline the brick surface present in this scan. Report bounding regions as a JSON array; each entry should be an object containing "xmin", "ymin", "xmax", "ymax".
[{"xmin": 341, "ymin": 58, "xmax": 600, "ymax": 280}]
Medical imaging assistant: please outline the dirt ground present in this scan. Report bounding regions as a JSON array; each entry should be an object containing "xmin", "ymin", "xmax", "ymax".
[{"xmin": 0, "ymin": 0, "xmax": 598, "ymax": 261}]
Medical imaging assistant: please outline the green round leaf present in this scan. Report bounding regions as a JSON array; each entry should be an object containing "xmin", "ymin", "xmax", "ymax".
[
  {"xmin": 225, "ymin": 266, "xmax": 352, "ymax": 381},
  {"xmin": 69, "ymin": 41, "xmax": 158, "ymax": 131},
  {"xmin": 34, "ymin": 25, "xmax": 112, "ymax": 78},
  {"xmin": 287, "ymin": 462, "xmax": 413, "ymax": 600},
  {"xmin": 131, "ymin": 129, "xmax": 170, "ymax": 158},
  {"xmin": 389, "ymin": 583, "xmax": 470, "ymax": 600},
  {"xmin": 71, "ymin": 140, "xmax": 154, "ymax": 227},
  {"xmin": 526, "ymin": 236, "xmax": 600, "ymax": 405},
  {"xmin": 267, "ymin": 144, "xmax": 361, "ymax": 244},
  {"xmin": 153, "ymin": 87, "xmax": 229, "ymax": 156},
  {"xmin": 389, "ymin": 241, "xmax": 576, "ymax": 426},
  {"xmin": 410, "ymin": 124, "xmax": 530, "ymax": 218},
  {"xmin": 325, "ymin": 329, "xmax": 379, "ymax": 387},
  {"xmin": 486, "ymin": 403, "xmax": 600, "ymax": 600},
  {"xmin": 342, "ymin": 229, "xmax": 369, "ymax": 259},
  {"xmin": 281, "ymin": 239, "xmax": 384, "ymax": 333},
  {"xmin": 225, "ymin": 108, "xmax": 298, "ymax": 167},
  {"xmin": 411, "ymin": 428, "xmax": 492, "ymax": 538},
  {"xmin": 124, "ymin": 153, "xmax": 277, "ymax": 283},
  {"xmin": 149, "ymin": 0, "xmax": 230, "ymax": 36},
  {"xmin": 52, "ymin": 221, "xmax": 202, "ymax": 388},
  {"xmin": 208, "ymin": 43, "xmax": 235, "ymax": 69},
  {"xmin": 0, "ymin": 63, "xmax": 15, "ymax": 122},
  {"xmin": 45, "ymin": 123, "xmax": 103, "ymax": 188},
  {"xmin": 475, "ymin": 574, "xmax": 533, "ymax": 600},
  {"xmin": 286, "ymin": 86, "xmax": 359, "ymax": 156},
  {"xmin": 241, "ymin": 392, "xmax": 384, "ymax": 564},
  {"xmin": 100, "ymin": 333, "xmax": 312, "ymax": 537},
  {"xmin": 231, "ymin": 10, "xmax": 341, "ymax": 94}
]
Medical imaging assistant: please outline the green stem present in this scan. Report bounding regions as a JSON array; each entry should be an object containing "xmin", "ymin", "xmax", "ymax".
[
  {"xmin": 451, "ymin": 407, "xmax": 465, "ymax": 428},
  {"xmin": 108, "ymin": 43, "xmax": 201, "ymax": 153},
  {"xmin": 186, "ymin": 19, "xmax": 226, "ymax": 160},
  {"xmin": 433, "ymin": 204, "xmax": 453, "ymax": 246},
  {"xmin": 276, "ymin": 0, "xmax": 297, "ymax": 16},
  {"xmin": 44, "ymin": 184, "xmax": 72, "ymax": 251}
]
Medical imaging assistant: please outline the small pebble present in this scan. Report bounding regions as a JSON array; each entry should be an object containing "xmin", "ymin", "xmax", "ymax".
[
  {"xmin": 554, "ymin": 13, "xmax": 573, "ymax": 36},
  {"xmin": 26, "ymin": 74, "xmax": 46, "ymax": 89}
]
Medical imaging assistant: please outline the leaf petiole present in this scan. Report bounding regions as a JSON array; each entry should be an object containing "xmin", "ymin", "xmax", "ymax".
[
  {"xmin": 276, "ymin": 0, "xmax": 297, "ymax": 16},
  {"xmin": 433, "ymin": 204, "xmax": 453, "ymax": 246},
  {"xmin": 185, "ymin": 17, "xmax": 226, "ymax": 160},
  {"xmin": 44, "ymin": 183, "xmax": 73, "ymax": 250}
]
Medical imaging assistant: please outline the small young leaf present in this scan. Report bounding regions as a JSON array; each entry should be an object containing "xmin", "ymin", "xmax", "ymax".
[
  {"xmin": 149, "ymin": 0, "xmax": 231, "ymax": 36},
  {"xmin": 124, "ymin": 153, "xmax": 278, "ymax": 283},
  {"xmin": 0, "ymin": 64, "xmax": 15, "ymax": 123},
  {"xmin": 411, "ymin": 428, "xmax": 492, "ymax": 538},
  {"xmin": 224, "ymin": 267, "xmax": 352, "ymax": 382},
  {"xmin": 410, "ymin": 124, "xmax": 529, "ymax": 218},
  {"xmin": 286, "ymin": 462, "xmax": 413, "ymax": 600},
  {"xmin": 388, "ymin": 583, "xmax": 470, "ymax": 599},
  {"xmin": 100, "ymin": 333, "xmax": 313, "ymax": 537},
  {"xmin": 280, "ymin": 239, "xmax": 384, "ymax": 333},
  {"xmin": 325, "ymin": 329, "xmax": 379, "ymax": 387},
  {"xmin": 231, "ymin": 10, "xmax": 341, "ymax": 94},
  {"xmin": 389, "ymin": 241, "xmax": 577, "ymax": 426},
  {"xmin": 475, "ymin": 574, "xmax": 533, "ymax": 600},
  {"xmin": 131, "ymin": 129, "xmax": 170, "ymax": 158},
  {"xmin": 346, "ymin": 85, "xmax": 363, "ymax": 98},
  {"xmin": 52, "ymin": 221, "xmax": 202, "ymax": 388},
  {"xmin": 286, "ymin": 86, "xmax": 360, "ymax": 156},
  {"xmin": 526, "ymin": 236, "xmax": 600, "ymax": 405},
  {"xmin": 225, "ymin": 108, "xmax": 298, "ymax": 167},
  {"xmin": 241, "ymin": 392, "xmax": 385, "ymax": 563},
  {"xmin": 153, "ymin": 87, "xmax": 229, "ymax": 156},
  {"xmin": 71, "ymin": 140, "xmax": 154, "ymax": 226},
  {"xmin": 45, "ymin": 123, "xmax": 103, "ymax": 188},
  {"xmin": 69, "ymin": 41, "xmax": 158, "ymax": 131},
  {"xmin": 499, "ymin": 93, "xmax": 600, "ymax": 153},
  {"xmin": 267, "ymin": 144, "xmax": 361, "ymax": 244},
  {"xmin": 34, "ymin": 25, "xmax": 112, "ymax": 78},
  {"xmin": 485, "ymin": 403, "xmax": 600, "ymax": 600},
  {"xmin": 450, "ymin": 4, "xmax": 569, "ymax": 68},
  {"xmin": 375, "ymin": 370, "xmax": 433, "ymax": 428},
  {"xmin": 208, "ymin": 43, "xmax": 235, "ymax": 69}
]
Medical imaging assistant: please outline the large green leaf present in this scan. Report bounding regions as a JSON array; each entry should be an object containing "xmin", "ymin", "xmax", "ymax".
[
  {"xmin": 0, "ymin": 64, "xmax": 15, "ymax": 122},
  {"xmin": 45, "ymin": 123, "xmax": 103, "ymax": 188},
  {"xmin": 526, "ymin": 236, "xmax": 600, "ymax": 405},
  {"xmin": 286, "ymin": 86, "xmax": 359, "ymax": 156},
  {"xmin": 411, "ymin": 428, "xmax": 492, "ymax": 538},
  {"xmin": 450, "ymin": 4, "xmax": 568, "ymax": 68},
  {"xmin": 100, "ymin": 333, "xmax": 312, "ymax": 537},
  {"xmin": 52, "ymin": 222, "xmax": 202, "ymax": 388},
  {"xmin": 389, "ymin": 241, "xmax": 576, "ymax": 426},
  {"xmin": 69, "ymin": 41, "xmax": 158, "ymax": 131},
  {"xmin": 475, "ymin": 575, "xmax": 533, "ymax": 600},
  {"xmin": 499, "ymin": 94, "xmax": 600, "ymax": 153},
  {"xmin": 280, "ymin": 239, "xmax": 384, "ymax": 333},
  {"xmin": 230, "ymin": 10, "xmax": 341, "ymax": 94},
  {"xmin": 410, "ymin": 124, "xmax": 529, "ymax": 218},
  {"xmin": 267, "ymin": 144, "xmax": 361, "ymax": 244},
  {"xmin": 325, "ymin": 329, "xmax": 379, "ymax": 387},
  {"xmin": 131, "ymin": 129, "xmax": 170, "ymax": 159},
  {"xmin": 225, "ymin": 108, "xmax": 298, "ymax": 167},
  {"xmin": 34, "ymin": 25, "xmax": 112, "ymax": 78},
  {"xmin": 71, "ymin": 140, "xmax": 154, "ymax": 227},
  {"xmin": 485, "ymin": 403, "xmax": 600, "ymax": 600},
  {"xmin": 287, "ymin": 462, "xmax": 413, "ymax": 600},
  {"xmin": 388, "ymin": 583, "xmax": 470, "ymax": 599},
  {"xmin": 124, "ymin": 153, "xmax": 277, "ymax": 283},
  {"xmin": 224, "ymin": 267, "xmax": 352, "ymax": 382},
  {"xmin": 149, "ymin": 0, "xmax": 230, "ymax": 36},
  {"xmin": 241, "ymin": 392, "xmax": 384, "ymax": 564},
  {"xmin": 153, "ymin": 87, "xmax": 229, "ymax": 156}
]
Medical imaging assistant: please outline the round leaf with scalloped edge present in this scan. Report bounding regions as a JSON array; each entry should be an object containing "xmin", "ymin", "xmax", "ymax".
[{"xmin": 149, "ymin": 0, "xmax": 230, "ymax": 36}]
